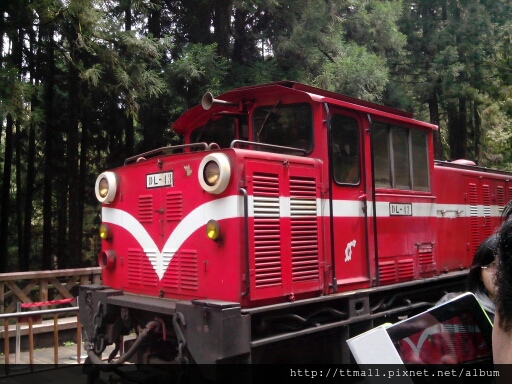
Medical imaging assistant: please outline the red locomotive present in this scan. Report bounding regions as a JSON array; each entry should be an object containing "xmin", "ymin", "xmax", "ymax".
[{"xmin": 80, "ymin": 81, "xmax": 511, "ymax": 372}]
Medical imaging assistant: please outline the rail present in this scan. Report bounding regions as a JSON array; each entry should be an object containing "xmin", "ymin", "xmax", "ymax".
[
  {"xmin": 1, "ymin": 303, "xmax": 81, "ymax": 375},
  {"xmin": 0, "ymin": 267, "xmax": 101, "ymax": 313},
  {"xmin": 0, "ymin": 268, "xmax": 101, "ymax": 375}
]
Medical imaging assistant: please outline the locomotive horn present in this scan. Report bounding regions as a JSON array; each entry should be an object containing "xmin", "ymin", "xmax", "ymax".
[{"xmin": 201, "ymin": 92, "xmax": 238, "ymax": 110}]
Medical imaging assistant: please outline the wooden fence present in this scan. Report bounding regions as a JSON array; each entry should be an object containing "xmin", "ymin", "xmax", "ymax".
[{"xmin": 0, "ymin": 267, "xmax": 102, "ymax": 313}]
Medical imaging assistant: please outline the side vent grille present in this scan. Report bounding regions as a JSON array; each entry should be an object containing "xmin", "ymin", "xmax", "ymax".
[
  {"xmin": 468, "ymin": 183, "xmax": 479, "ymax": 255},
  {"xmin": 497, "ymin": 186, "xmax": 505, "ymax": 209},
  {"xmin": 253, "ymin": 172, "xmax": 282, "ymax": 288},
  {"xmin": 398, "ymin": 259, "xmax": 414, "ymax": 280},
  {"xmin": 379, "ymin": 258, "xmax": 415, "ymax": 284},
  {"xmin": 162, "ymin": 250, "xmax": 198, "ymax": 291},
  {"xmin": 290, "ymin": 176, "xmax": 318, "ymax": 282},
  {"xmin": 378, "ymin": 261, "xmax": 396, "ymax": 284},
  {"xmin": 482, "ymin": 184, "xmax": 492, "ymax": 238},
  {"xmin": 418, "ymin": 244, "xmax": 436, "ymax": 276},
  {"xmin": 138, "ymin": 195, "xmax": 153, "ymax": 223}
]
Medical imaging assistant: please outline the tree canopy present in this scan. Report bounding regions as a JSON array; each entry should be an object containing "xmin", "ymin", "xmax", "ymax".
[{"xmin": 1, "ymin": 0, "xmax": 511, "ymax": 272}]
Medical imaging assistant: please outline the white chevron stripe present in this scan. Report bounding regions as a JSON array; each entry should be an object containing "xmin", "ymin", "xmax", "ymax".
[{"xmin": 102, "ymin": 197, "xmax": 505, "ymax": 279}]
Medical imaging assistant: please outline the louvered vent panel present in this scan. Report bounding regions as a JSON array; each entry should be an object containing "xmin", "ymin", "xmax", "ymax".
[
  {"xmin": 290, "ymin": 176, "xmax": 318, "ymax": 282},
  {"xmin": 128, "ymin": 249, "xmax": 142, "ymax": 286},
  {"xmin": 138, "ymin": 195, "xmax": 153, "ymax": 223},
  {"xmin": 468, "ymin": 183, "xmax": 479, "ymax": 255},
  {"xmin": 418, "ymin": 249, "xmax": 434, "ymax": 266},
  {"xmin": 418, "ymin": 244, "xmax": 436, "ymax": 276},
  {"xmin": 253, "ymin": 172, "xmax": 282, "ymax": 288},
  {"xmin": 497, "ymin": 186, "xmax": 505, "ymax": 208},
  {"xmin": 166, "ymin": 191, "xmax": 183, "ymax": 221},
  {"xmin": 398, "ymin": 259, "xmax": 414, "ymax": 280},
  {"xmin": 179, "ymin": 250, "xmax": 198, "ymax": 291},
  {"xmin": 142, "ymin": 250, "xmax": 159, "ymax": 287},
  {"xmin": 378, "ymin": 261, "xmax": 396, "ymax": 284},
  {"xmin": 162, "ymin": 250, "xmax": 198, "ymax": 291},
  {"xmin": 483, "ymin": 184, "xmax": 492, "ymax": 238},
  {"xmin": 162, "ymin": 250, "xmax": 178, "ymax": 289}
]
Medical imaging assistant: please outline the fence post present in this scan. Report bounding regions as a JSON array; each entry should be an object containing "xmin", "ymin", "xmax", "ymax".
[
  {"xmin": 76, "ymin": 296, "xmax": 82, "ymax": 364},
  {"xmin": 53, "ymin": 314, "xmax": 59, "ymax": 366},
  {"xmin": 0, "ymin": 281, "xmax": 4, "ymax": 314},
  {"xmin": 4, "ymin": 319, "xmax": 9, "ymax": 372},
  {"xmin": 15, "ymin": 302, "xmax": 21, "ymax": 364}
]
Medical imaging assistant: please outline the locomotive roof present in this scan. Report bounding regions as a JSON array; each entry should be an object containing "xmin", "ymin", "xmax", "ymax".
[{"xmin": 172, "ymin": 81, "xmax": 437, "ymax": 134}]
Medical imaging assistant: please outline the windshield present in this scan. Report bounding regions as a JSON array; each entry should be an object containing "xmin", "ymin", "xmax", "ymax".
[
  {"xmin": 190, "ymin": 115, "xmax": 248, "ymax": 148},
  {"xmin": 253, "ymin": 103, "xmax": 313, "ymax": 152}
]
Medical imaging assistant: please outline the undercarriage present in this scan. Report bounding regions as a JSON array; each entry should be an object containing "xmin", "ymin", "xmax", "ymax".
[{"xmin": 78, "ymin": 271, "xmax": 467, "ymax": 383}]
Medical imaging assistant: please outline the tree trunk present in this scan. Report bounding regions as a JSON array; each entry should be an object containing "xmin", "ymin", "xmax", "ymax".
[
  {"xmin": 447, "ymin": 98, "xmax": 468, "ymax": 161},
  {"xmin": 67, "ymin": 21, "xmax": 82, "ymax": 268},
  {"xmin": 16, "ymin": 123, "xmax": 25, "ymax": 271},
  {"xmin": 21, "ymin": 17, "xmax": 39, "ymax": 271},
  {"xmin": 474, "ymin": 102, "xmax": 482, "ymax": 164},
  {"xmin": 0, "ymin": 115, "xmax": 14, "ymax": 272},
  {"xmin": 42, "ymin": 26, "xmax": 55, "ymax": 270},
  {"xmin": 428, "ymin": 90, "xmax": 443, "ymax": 160},
  {"xmin": 212, "ymin": 0, "xmax": 232, "ymax": 58}
]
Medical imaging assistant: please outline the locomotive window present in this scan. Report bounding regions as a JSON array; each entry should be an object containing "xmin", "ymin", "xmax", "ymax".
[
  {"xmin": 253, "ymin": 103, "xmax": 313, "ymax": 152},
  {"xmin": 372, "ymin": 123, "xmax": 430, "ymax": 191},
  {"xmin": 392, "ymin": 126, "xmax": 410, "ymax": 189},
  {"xmin": 190, "ymin": 115, "xmax": 248, "ymax": 148},
  {"xmin": 373, "ymin": 124, "xmax": 391, "ymax": 188},
  {"xmin": 411, "ymin": 130, "xmax": 429, "ymax": 191},
  {"xmin": 331, "ymin": 115, "xmax": 360, "ymax": 184}
]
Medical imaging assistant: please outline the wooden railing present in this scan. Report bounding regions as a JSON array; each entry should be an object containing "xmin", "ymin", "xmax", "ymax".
[{"xmin": 0, "ymin": 267, "xmax": 102, "ymax": 313}]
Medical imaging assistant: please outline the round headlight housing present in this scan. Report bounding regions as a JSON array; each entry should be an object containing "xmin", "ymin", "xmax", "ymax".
[
  {"xmin": 95, "ymin": 172, "xmax": 118, "ymax": 203},
  {"xmin": 198, "ymin": 153, "xmax": 231, "ymax": 194}
]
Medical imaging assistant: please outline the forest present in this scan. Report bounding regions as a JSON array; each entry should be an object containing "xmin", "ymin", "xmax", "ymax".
[{"xmin": 0, "ymin": 0, "xmax": 511, "ymax": 272}]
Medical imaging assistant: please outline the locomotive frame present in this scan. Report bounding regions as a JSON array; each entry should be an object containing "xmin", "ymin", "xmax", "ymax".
[{"xmin": 79, "ymin": 81, "xmax": 512, "ymax": 377}]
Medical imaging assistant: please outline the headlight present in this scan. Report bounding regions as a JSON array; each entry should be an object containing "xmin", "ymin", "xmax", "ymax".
[
  {"xmin": 198, "ymin": 153, "xmax": 231, "ymax": 194},
  {"xmin": 95, "ymin": 172, "xmax": 118, "ymax": 203},
  {"xmin": 204, "ymin": 161, "xmax": 220, "ymax": 186}
]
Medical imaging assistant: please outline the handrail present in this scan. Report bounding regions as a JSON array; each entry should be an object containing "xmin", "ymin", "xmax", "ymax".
[
  {"xmin": 230, "ymin": 139, "xmax": 308, "ymax": 155},
  {"xmin": 0, "ymin": 267, "xmax": 101, "ymax": 281},
  {"xmin": 0, "ymin": 306, "xmax": 78, "ymax": 319},
  {"xmin": 0, "ymin": 267, "xmax": 101, "ymax": 314},
  {"xmin": 1, "ymin": 305, "xmax": 82, "ymax": 374},
  {"xmin": 124, "ymin": 142, "xmax": 209, "ymax": 164}
]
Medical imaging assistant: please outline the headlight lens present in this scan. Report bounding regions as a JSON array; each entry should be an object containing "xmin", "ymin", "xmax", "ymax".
[
  {"xmin": 204, "ymin": 161, "xmax": 220, "ymax": 186},
  {"xmin": 198, "ymin": 153, "xmax": 231, "ymax": 194},
  {"xmin": 95, "ymin": 172, "xmax": 118, "ymax": 203},
  {"xmin": 98, "ymin": 178, "xmax": 109, "ymax": 198}
]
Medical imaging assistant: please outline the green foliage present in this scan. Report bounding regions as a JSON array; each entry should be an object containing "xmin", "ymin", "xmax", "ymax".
[
  {"xmin": 313, "ymin": 43, "xmax": 389, "ymax": 102},
  {"xmin": 1, "ymin": 0, "xmax": 512, "ymax": 272}
]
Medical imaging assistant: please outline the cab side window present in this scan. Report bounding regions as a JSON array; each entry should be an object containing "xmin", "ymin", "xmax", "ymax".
[
  {"xmin": 372, "ymin": 122, "xmax": 430, "ymax": 191},
  {"xmin": 331, "ymin": 115, "xmax": 360, "ymax": 185}
]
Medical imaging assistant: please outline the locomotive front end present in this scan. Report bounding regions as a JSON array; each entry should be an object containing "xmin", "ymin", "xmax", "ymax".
[
  {"xmin": 93, "ymin": 149, "xmax": 244, "ymax": 302},
  {"xmin": 80, "ymin": 144, "xmax": 256, "ymax": 367}
]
